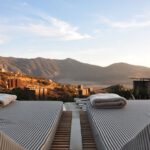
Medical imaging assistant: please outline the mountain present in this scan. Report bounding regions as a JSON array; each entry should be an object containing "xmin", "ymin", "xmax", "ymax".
[{"xmin": 0, "ymin": 56, "xmax": 150, "ymax": 86}]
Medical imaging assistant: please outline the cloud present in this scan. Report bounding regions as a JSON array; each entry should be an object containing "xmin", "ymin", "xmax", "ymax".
[
  {"xmin": 24, "ymin": 16, "xmax": 92, "ymax": 40},
  {"xmin": 100, "ymin": 16, "xmax": 150, "ymax": 29},
  {"xmin": 1, "ymin": 15, "xmax": 92, "ymax": 41},
  {"xmin": 50, "ymin": 17, "xmax": 91, "ymax": 40},
  {"xmin": 0, "ymin": 2, "xmax": 92, "ymax": 41},
  {"xmin": 0, "ymin": 36, "xmax": 8, "ymax": 44}
]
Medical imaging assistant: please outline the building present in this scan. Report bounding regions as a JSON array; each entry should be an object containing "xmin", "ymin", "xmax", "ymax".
[
  {"xmin": 30, "ymin": 87, "xmax": 48, "ymax": 100},
  {"xmin": 78, "ymin": 85, "xmax": 93, "ymax": 96},
  {"xmin": 0, "ymin": 64, "xmax": 6, "ymax": 72},
  {"xmin": 7, "ymin": 78, "xmax": 23, "ymax": 89},
  {"xmin": 19, "ymin": 87, "xmax": 48, "ymax": 100},
  {"xmin": 133, "ymin": 78, "xmax": 150, "ymax": 99},
  {"xmin": 35, "ymin": 88, "xmax": 48, "ymax": 100}
]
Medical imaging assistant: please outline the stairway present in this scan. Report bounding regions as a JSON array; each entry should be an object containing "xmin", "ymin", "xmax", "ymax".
[
  {"xmin": 80, "ymin": 111, "xmax": 97, "ymax": 150},
  {"xmin": 51, "ymin": 111, "xmax": 72, "ymax": 150}
]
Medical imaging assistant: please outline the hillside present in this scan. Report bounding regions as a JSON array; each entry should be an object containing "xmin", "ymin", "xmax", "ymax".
[{"xmin": 0, "ymin": 56, "xmax": 150, "ymax": 86}]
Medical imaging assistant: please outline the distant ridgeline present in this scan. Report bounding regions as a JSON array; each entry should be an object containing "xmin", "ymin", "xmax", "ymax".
[
  {"xmin": 1, "ymin": 56, "xmax": 150, "ymax": 87},
  {"xmin": 0, "ymin": 69, "xmax": 93, "ymax": 101},
  {"xmin": 1, "ymin": 56, "xmax": 150, "ymax": 100}
]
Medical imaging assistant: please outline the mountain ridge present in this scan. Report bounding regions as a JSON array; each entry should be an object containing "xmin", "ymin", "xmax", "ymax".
[{"xmin": 0, "ymin": 56, "xmax": 150, "ymax": 86}]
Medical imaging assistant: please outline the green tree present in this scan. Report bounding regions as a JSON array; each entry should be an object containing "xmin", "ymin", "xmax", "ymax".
[
  {"xmin": 10, "ymin": 88, "xmax": 32, "ymax": 100},
  {"xmin": 106, "ymin": 84, "xmax": 132, "ymax": 99}
]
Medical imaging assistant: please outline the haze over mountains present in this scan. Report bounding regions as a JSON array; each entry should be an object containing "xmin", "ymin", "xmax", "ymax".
[{"xmin": 0, "ymin": 56, "xmax": 150, "ymax": 87}]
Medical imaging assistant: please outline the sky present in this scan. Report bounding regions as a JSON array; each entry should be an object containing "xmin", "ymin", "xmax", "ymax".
[{"xmin": 0, "ymin": 0, "xmax": 150, "ymax": 67}]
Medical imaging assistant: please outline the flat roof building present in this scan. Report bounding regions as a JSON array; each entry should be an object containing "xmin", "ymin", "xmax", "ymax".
[{"xmin": 133, "ymin": 78, "xmax": 150, "ymax": 99}]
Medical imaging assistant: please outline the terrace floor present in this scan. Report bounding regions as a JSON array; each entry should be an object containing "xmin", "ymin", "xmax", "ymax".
[
  {"xmin": 51, "ymin": 111, "xmax": 72, "ymax": 150},
  {"xmin": 51, "ymin": 103, "xmax": 96, "ymax": 150}
]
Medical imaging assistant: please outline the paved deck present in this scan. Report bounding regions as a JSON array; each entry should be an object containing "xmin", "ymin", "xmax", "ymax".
[
  {"xmin": 70, "ymin": 111, "xmax": 82, "ymax": 150},
  {"xmin": 52, "ymin": 103, "xmax": 96, "ymax": 150},
  {"xmin": 63, "ymin": 102, "xmax": 82, "ymax": 111},
  {"xmin": 64, "ymin": 102, "xmax": 83, "ymax": 150}
]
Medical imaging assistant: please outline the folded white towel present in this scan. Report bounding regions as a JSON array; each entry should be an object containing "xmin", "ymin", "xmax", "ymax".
[
  {"xmin": 0, "ymin": 94, "xmax": 17, "ymax": 107},
  {"xmin": 89, "ymin": 93, "xmax": 127, "ymax": 108}
]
